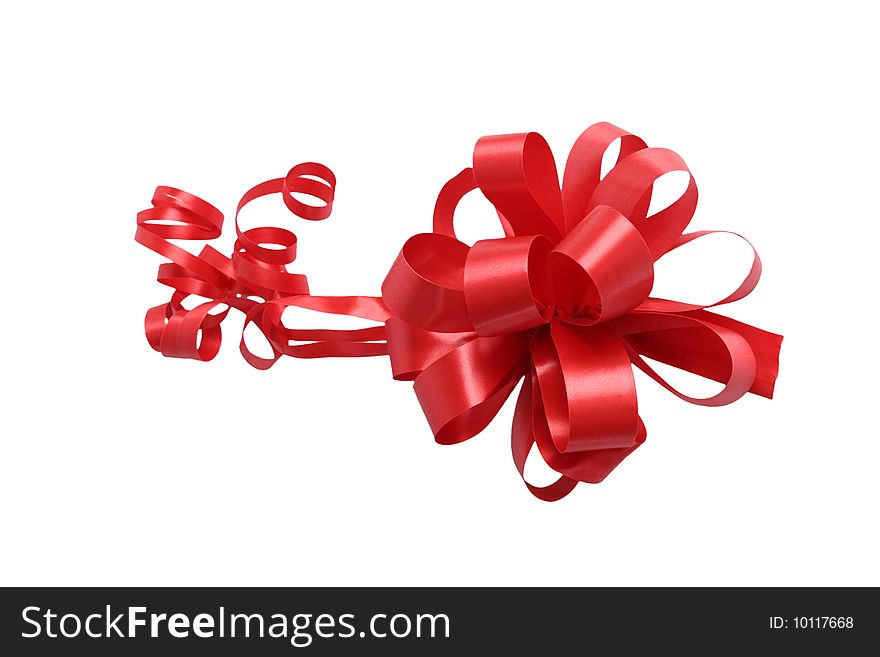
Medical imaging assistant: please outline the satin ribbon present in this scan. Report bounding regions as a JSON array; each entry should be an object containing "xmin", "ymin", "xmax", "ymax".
[
  {"xmin": 136, "ymin": 123, "xmax": 782, "ymax": 501},
  {"xmin": 135, "ymin": 163, "xmax": 389, "ymax": 366}
]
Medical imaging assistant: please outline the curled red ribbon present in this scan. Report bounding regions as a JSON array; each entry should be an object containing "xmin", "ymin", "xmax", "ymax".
[{"xmin": 137, "ymin": 123, "xmax": 782, "ymax": 501}]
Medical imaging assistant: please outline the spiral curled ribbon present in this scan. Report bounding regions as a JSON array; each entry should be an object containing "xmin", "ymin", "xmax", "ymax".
[{"xmin": 137, "ymin": 123, "xmax": 782, "ymax": 501}]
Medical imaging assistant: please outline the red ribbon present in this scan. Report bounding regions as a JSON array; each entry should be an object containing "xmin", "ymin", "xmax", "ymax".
[{"xmin": 137, "ymin": 123, "xmax": 782, "ymax": 501}]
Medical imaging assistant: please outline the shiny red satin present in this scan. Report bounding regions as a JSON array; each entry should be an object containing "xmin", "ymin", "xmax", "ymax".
[{"xmin": 136, "ymin": 123, "xmax": 782, "ymax": 501}]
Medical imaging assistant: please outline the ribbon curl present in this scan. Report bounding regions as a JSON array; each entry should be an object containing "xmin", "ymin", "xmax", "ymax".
[{"xmin": 137, "ymin": 123, "xmax": 782, "ymax": 501}]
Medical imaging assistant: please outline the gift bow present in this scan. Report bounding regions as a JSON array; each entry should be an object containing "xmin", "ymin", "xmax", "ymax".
[{"xmin": 136, "ymin": 123, "xmax": 781, "ymax": 501}]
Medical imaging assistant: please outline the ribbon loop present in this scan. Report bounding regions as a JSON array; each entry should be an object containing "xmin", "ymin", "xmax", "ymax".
[
  {"xmin": 613, "ymin": 311, "xmax": 760, "ymax": 406},
  {"xmin": 532, "ymin": 322, "xmax": 640, "ymax": 453},
  {"xmin": 549, "ymin": 205, "xmax": 654, "ymax": 325},
  {"xmin": 637, "ymin": 230, "xmax": 762, "ymax": 314},
  {"xmin": 473, "ymin": 132, "xmax": 564, "ymax": 241},
  {"xmin": 523, "ymin": 370, "xmax": 648, "ymax": 486},
  {"xmin": 146, "ymin": 299, "xmax": 226, "ymax": 362},
  {"xmin": 510, "ymin": 377, "xmax": 579, "ymax": 502},
  {"xmin": 282, "ymin": 162, "xmax": 336, "ymax": 221},
  {"xmin": 589, "ymin": 147, "xmax": 698, "ymax": 260},
  {"xmin": 464, "ymin": 235, "xmax": 553, "ymax": 336},
  {"xmin": 413, "ymin": 333, "xmax": 528, "ymax": 445},
  {"xmin": 561, "ymin": 122, "xmax": 648, "ymax": 234},
  {"xmin": 433, "ymin": 167, "xmax": 478, "ymax": 238},
  {"xmin": 381, "ymin": 233, "xmax": 472, "ymax": 332}
]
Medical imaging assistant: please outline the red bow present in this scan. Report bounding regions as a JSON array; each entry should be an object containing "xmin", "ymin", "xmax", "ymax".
[
  {"xmin": 136, "ymin": 123, "xmax": 782, "ymax": 501},
  {"xmin": 378, "ymin": 124, "xmax": 781, "ymax": 499}
]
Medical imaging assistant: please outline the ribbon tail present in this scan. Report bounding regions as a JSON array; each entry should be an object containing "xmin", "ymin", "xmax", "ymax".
[{"xmin": 240, "ymin": 295, "xmax": 391, "ymax": 369}]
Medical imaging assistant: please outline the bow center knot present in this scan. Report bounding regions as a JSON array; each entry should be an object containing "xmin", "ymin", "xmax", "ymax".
[{"xmin": 464, "ymin": 205, "xmax": 655, "ymax": 336}]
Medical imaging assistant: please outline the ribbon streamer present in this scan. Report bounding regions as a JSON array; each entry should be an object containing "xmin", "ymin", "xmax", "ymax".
[{"xmin": 136, "ymin": 123, "xmax": 782, "ymax": 500}]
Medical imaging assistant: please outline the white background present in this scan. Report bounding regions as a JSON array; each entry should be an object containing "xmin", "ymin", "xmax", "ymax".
[{"xmin": 1, "ymin": 1, "xmax": 877, "ymax": 586}]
